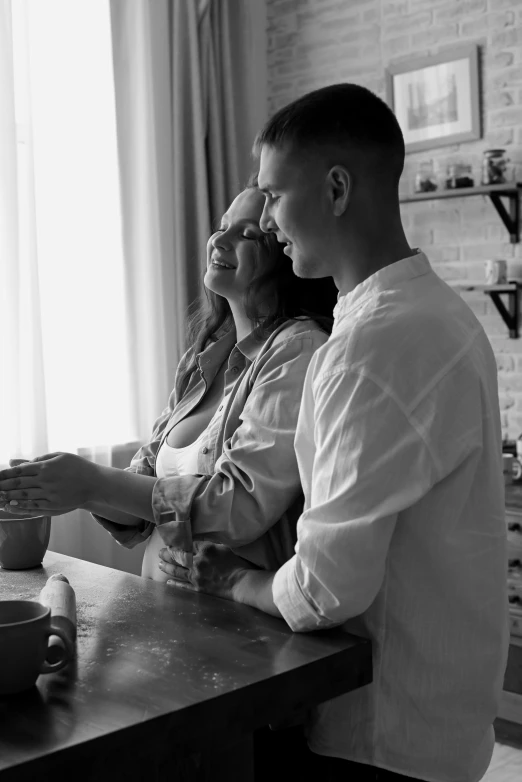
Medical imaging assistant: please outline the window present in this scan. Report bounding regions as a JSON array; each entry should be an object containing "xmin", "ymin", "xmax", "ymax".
[{"xmin": 1, "ymin": 0, "xmax": 136, "ymax": 462}]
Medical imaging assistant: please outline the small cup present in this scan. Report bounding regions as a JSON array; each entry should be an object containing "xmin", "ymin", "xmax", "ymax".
[
  {"xmin": 503, "ymin": 454, "xmax": 514, "ymax": 485},
  {"xmin": 484, "ymin": 259, "xmax": 507, "ymax": 286},
  {"xmin": 0, "ymin": 515, "xmax": 51, "ymax": 570},
  {"xmin": 0, "ymin": 600, "xmax": 72, "ymax": 695}
]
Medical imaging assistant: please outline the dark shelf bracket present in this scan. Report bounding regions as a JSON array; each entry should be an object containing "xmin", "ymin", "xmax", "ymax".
[
  {"xmin": 486, "ymin": 287, "xmax": 520, "ymax": 338},
  {"xmin": 488, "ymin": 192, "xmax": 520, "ymax": 243}
]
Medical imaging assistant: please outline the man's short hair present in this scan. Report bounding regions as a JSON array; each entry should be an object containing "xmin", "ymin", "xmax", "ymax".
[{"xmin": 253, "ymin": 83, "xmax": 405, "ymax": 188}]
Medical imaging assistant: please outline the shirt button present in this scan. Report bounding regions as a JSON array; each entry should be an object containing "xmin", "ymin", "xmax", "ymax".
[
  {"xmin": 201, "ymin": 446, "xmax": 208, "ymax": 454},
  {"xmin": 219, "ymin": 405, "xmax": 223, "ymax": 411},
  {"xmin": 231, "ymin": 366, "xmax": 239, "ymax": 374}
]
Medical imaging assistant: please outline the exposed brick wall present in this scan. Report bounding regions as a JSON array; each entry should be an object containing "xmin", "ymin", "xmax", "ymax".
[{"xmin": 267, "ymin": 0, "xmax": 522, "ymax": 440}]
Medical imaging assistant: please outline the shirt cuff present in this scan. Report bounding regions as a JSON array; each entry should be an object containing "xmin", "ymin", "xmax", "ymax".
[
  {"xmin": 150, "ymin": 473, "xmax": 209, "ymax": 569},
  {"xmin": 90, "ymin": 513, "xmax": 153, "ymax": 549},
  {"xmin": 272, "ymin": 555, "xmax": 324, "ymax": 632}
]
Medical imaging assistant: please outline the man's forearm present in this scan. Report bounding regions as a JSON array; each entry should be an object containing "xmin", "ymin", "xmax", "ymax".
[
  {"xmin": 88, "ymin": 465, "xmax": 158, "ymax": 524},
  {"xmin": 235, "ymin": 569, "xmax": 283, "ymax": 618}
]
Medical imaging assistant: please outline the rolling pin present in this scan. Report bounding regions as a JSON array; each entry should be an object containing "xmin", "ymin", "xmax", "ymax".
[{"xmin": 38, "ymin": 573, "xmax": 76, "ymax": 665}]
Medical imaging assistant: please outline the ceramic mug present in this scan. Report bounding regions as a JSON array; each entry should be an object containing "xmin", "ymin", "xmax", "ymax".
[
  {"xmin": 0, "ymin": 515, "xmax": 51, "ymax": 570},
  {"xmin": 0, "ymin": 600, "xmax": 71, "ymax": 695},
  {"xmin": 484, "ymin": 259, "xmax": 507, "ymax": 286}
]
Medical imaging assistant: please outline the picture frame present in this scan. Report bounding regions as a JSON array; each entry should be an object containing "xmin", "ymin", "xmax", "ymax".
[{"xmin": 385, "ymin": 44, "xmax": 481, "ymax": 154}]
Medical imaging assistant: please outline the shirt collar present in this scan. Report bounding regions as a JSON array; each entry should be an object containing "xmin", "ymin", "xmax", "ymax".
[
  {"xmin": 235, "ymin": 329, "xmax": 267, "ymax": 362},
  {"xmin": 195, "ymin": 328, "xmax": 236, "ymax": 371},
  {"xmin": 333, "ymin": 249, "xmax": 431, "ymax": 322},
  {"xmin": 195, "ymin": 324, "xmax": 267, "ymax": 370}
]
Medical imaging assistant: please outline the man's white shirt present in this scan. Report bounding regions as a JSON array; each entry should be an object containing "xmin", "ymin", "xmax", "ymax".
[{"xmin": 273, "ymin": 251, "xmax": 509, "ymax": 782}]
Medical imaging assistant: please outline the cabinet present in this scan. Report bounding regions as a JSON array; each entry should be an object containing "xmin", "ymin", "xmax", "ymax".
[
  {"xmin": 501, "ymin": 504, "xmax": 522, "ymax": 724},
  {"xmin": 507, "ymin": 511, "xmax": 522, "ymax": 621}
]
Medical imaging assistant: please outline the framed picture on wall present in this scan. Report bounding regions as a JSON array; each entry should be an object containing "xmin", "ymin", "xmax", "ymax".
[{"xmin": 385, "ymin": 44, "xmax": 481, "ymax": 154}]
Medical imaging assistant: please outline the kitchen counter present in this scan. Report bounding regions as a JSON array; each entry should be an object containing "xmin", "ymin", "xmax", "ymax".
[{"xmin": 0, "ymin": 551, "xmax": 372, "ymax": 782}]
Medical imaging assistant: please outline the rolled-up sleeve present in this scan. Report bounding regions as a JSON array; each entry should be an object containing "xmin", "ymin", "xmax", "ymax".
[
  {"xmin": 152, "ymin": 333, "xmax": 327, "ymax": 554},
  {"xmin": 272, "ymin": 368, "xmax": 439, "ymax": 632}
]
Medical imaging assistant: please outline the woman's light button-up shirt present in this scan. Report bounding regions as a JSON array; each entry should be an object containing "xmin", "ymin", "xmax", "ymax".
[{"xmin": 92, "ymin": 318, "xmax": 329, "ymax": 570}]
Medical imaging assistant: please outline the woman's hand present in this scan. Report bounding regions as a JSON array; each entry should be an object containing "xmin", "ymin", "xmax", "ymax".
[
  {"xmin": 159, "ymin": 541, "xmax": 256, "ymax": 602},
  {"xmin": 0, "ymin": 452, "xmax": 99, "ymax": 515}
]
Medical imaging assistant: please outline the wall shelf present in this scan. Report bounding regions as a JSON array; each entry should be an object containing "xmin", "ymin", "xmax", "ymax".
[
  {"xmin": 400, "ymin": 183, "xmax": 522, "ymax": 243},
  {"xmin": 456, "ymin": 282, "xmax": 522, "ymax": 338}
]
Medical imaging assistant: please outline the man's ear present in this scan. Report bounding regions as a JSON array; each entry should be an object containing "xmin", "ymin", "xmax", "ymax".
[{"xmin": 327, "ymin": 165, "xmax": 351, "ymax": 217}]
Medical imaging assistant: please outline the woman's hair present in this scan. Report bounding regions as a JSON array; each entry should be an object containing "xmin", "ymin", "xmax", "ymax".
[{"xmin": 179, "ymin": 178, "xmax": 338, "ymax": 391}]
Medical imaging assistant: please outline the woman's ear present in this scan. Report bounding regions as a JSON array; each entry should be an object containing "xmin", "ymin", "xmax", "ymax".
[{"xmin": 327, "ymin": 166, "xmax": 351, "ymax": 217}]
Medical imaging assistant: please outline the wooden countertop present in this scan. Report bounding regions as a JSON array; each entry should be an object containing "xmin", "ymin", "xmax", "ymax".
[{"xmin": 0, "ymin": 552, "xmax": 372, "ymax": 782}]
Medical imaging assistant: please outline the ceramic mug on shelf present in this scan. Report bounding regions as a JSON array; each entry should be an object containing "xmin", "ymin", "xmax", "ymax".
[
  {"xmin": 0, "ymin": 515, "xmax": 51, "ymax": 570},
  {"xmin": 484, "ymin": 259, "xmax": 507, "ymax": 286},
  {"xmin": 0, "ymin": 600, "xmax": 72, "ymax": 695}
]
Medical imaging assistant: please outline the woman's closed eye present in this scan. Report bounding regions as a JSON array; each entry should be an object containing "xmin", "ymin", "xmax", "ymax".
[{"xmin": 214, "ymin": 224, "xmax": 260, "ymax": 241}]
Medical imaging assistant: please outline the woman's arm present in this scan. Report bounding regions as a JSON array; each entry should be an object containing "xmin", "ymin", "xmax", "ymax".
[
  {"xmin": 148, "ymin": 329, "xmax": 328, "ymax": 562},
  {"xmin": 89, "ymin": 466, "xmax": 157, "ymax": 523},
  {"xmin": 85, "ymin": 468, "xmax": 160, "ymax": 548},
  {"xmin": 83, "ymin": 500, "xmax": 145, "ymax": 527},
  {"xmin": 88, "ymin": 353, "xmax": 193, "ymax": 544},
  {"xmin": 0, "ymin": 503, "xmax": 144, "ymax": 526},
  {"xmin": 90, "ymin": 330, "xmax": 326, "ymax": 561}
]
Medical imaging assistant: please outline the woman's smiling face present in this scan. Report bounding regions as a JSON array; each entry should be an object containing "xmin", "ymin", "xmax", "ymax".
[{"xmin": 204, "ymin": 189, "xmax": 268, "ymax": 303}]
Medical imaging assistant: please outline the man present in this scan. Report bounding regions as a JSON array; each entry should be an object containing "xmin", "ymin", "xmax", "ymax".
[{"xmin": 159, "ymin": 84, "xmax": 509, "ymax": 782}]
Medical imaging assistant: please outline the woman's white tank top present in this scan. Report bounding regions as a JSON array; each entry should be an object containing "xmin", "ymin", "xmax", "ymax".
[
  {"xmin": 155, "ymin": 427, "xmax": 205, "ymax": 478},
  {"xmin": 154, "ymin": 392, "xmax": 230, "ymax": 479}
]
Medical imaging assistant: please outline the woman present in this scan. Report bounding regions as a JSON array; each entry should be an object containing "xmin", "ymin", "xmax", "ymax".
[{"xmin": 0, "ymin": 184, "xmax": 337, "ymax": 579}]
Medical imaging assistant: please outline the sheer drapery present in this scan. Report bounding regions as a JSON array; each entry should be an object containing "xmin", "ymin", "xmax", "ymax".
[
  {"xmin": 0, "ymin": 0, "xmax": 144, "ymax": 573},
  {"xmin": 0, "ymin": 0, "xmax": 48, "ymax": 460},
  {"xmin": 1, "ymin": 0, "xmax": 137, "ymax": 461},
  {"xmin": 1, "ymin": 0, "xmax": 267, "ymax": 575},
  {"xmin": 202, "ymin": 0, "xmax": 268, "ymax": 223},
  {"xmin": 109, "ymin": 0, "xmax": 268, "ymax": 404}
]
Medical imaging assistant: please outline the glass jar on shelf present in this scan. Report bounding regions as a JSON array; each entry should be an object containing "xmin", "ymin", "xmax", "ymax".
[
  {"xmin": 414, "ymin": 161, "xmax": 437, "ymax": 193},
  {"xmin": 445, "ymin": 163, "xmax": 474, "ymax": 189},
  {"xmin": 481, "ymin": 149, "xmax": 509, "ymax": 185}
]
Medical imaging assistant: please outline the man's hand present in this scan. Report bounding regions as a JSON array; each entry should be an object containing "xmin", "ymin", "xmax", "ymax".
[
  {"xmin": 158, "ymin": 541, "xmax": 256, "ymax": 602},
  {"xmin": 0, "ymin": 452, "xmax": 99, "ymax": 515},
  {"xmin": 159, "ymin": 541, "xmax": 283, "ymax": 618}
]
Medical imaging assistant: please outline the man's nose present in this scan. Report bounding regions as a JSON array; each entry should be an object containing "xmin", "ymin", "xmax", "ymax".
[{"xmin": 259, "ymin": 202, "xmax": 275, "ymax": 234}]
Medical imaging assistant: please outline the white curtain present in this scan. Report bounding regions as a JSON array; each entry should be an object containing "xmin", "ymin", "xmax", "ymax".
[
  {"xmin": 0, "ymin": 0, "xmax": 48, "ymax": 461},
  {"xmin": 109, "ymin": 0, "xmax": 268, "ymax": 410},
  {"xmin": 0, "ymin": 0, "xmax": 144, "ymax": 574},
  {"xmin": 1, "ymin": 0, "xmax": 267, "ymax": 576},
  {"xmin": 1, "ymin": 0, "xmax": 139, "ymax": 458}
]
